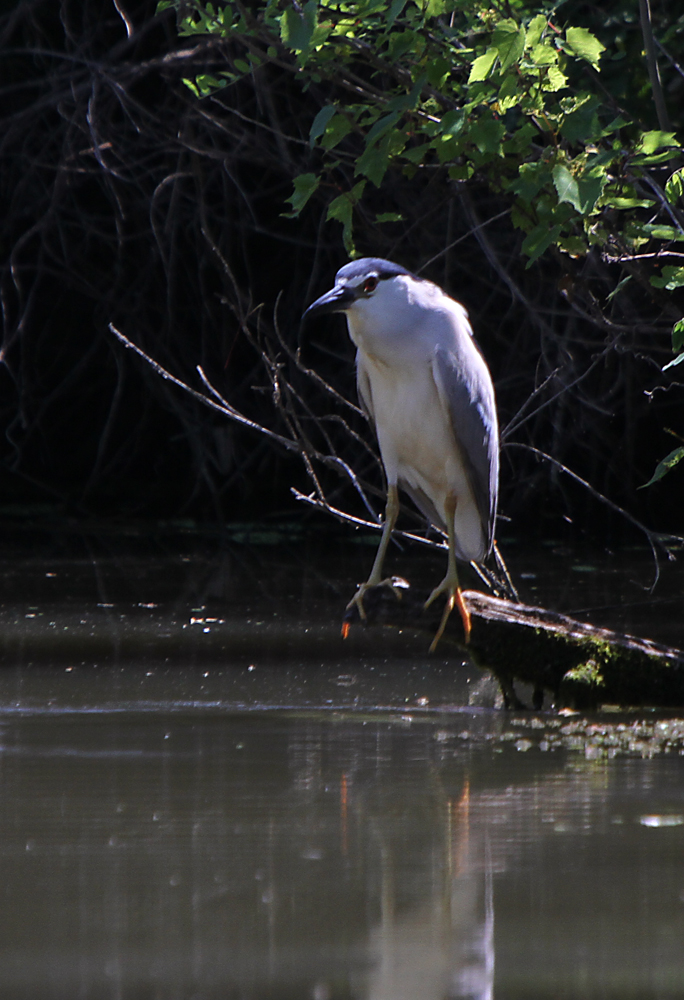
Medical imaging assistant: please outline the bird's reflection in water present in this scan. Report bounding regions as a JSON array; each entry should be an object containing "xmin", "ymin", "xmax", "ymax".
[{"xmin": 365, "ymin": 781, "xmax": 494, "ymax": 1000}]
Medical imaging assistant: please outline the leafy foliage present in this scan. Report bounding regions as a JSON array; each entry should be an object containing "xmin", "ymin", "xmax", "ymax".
[
  {"xmin": 641, "ymin": 446, "xmax": 684, "ymax": 488},
  {"xmin": 165, "ymin": 0, "xmax": 682, "ymax": 267}
]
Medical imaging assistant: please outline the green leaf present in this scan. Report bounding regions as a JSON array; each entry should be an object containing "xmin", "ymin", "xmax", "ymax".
[
  {"xmin": 386, "ymin": 0, "xmax": 406, "ymax": 30},
  {"xmin": 639, "ymin": 447, "xmax": 684, "ymax": 488},
  {"xmin": 603, "ymin": 115, "xmax": 629, "ymax": 134},
  {"xmin": 468, "ymin": 47, "xmax": 497, "ymax": 83},
  {"xmin": 522, "ymin": 223, "xmax": 562, "ymax": 265},
  {"xmin": 365, "ymin": 111, "xmax": 400, "ymax": 147},
  {"xmin": 497, "ymin": 73, "xmax": 520, "ymax": 112},
  {"xmin": 605, "ymin": 274, "xmax": 632, "ymax": 303},
  {"xmin": 553, "ymin": 165, "xmax": 582, "ymax": 211},
  {"xmin": 357, "ymin": 130, "xmax": 405, "ymax": 186},
  {"xmin": 650, "ymin": 266, "xmax": 684, "ymax": 291},
  {"xmin": 310, "ymin": 21, "xmax": 333, "ymax": 49},
  {"xmin": 528, "ymin": 42, "xmax": 557, "ymax": 66},
  {"xmin": 280, "ymin": 1, "xmax": 317, "ymax": 52},
  {"xmin": 309, "ymin": 105, "xmax": 337, "ymax": 147},
  {"xmin": 177, "ymin": 2, "xmax": 227, "ymax": 36},
  {"xmin": 448, "ymin": 162, "xmax": 474, "ymax": 181},
  {"xmin": 182, "ymin": 77, "xmax": 200, "ymax": 98},
  {"xmin": 504, "ymin": 121, "xmax": 536, "ymax": 155},
  {"xmin": 386, "ymin": 92, "xmax": 413, "ymax": 114},
  {"xmin": 640, "ymin": 223, "xmax": 684, "ymax": 241},
  {"xmin": 492, "ymin": 19, "xmax": 525, "ymax": 72},
  {"xmin": 663, "ymin": 353, "xmax": 684, "ymax": 372},
  {"xmin": 560, "ymin": 98, "xmax": 600, "ymax": 143},
  {"xmin": 564, "ymin": 26, "xmax": 605, "ymax": 69},
  {"xmin": 634, "ymin": 150, "xmax": 681, "ymax": 166},
  {"xmin": 636, "ymin": 130, "xmax": 678, "ymax": 156},
  {"xmin": 327, "ymin": 190, "xmax": 353, "ymax": 229},
  {"xmin": 557, "ymin": 235, "xmax": 587, "ymax": 256},
  {"xmin": 404, "ymin": 74, "xmax": 427, "ymax": 111},
  {"xmin": 327, "ymin": 181, "xmax": 366, "ymax": 257},
  {"xmin": 552, "ymin": 161, "xmax": 606, "ymax": 215},
  {"xmin": 389, "ymin": 30, "xmax": 418, "ymax": 61},
  {"xmin": 600, "ymin": 195, "xmax": 654, "ymax": 210},
  {"xmin": 426, "ymin": 0, "xmax": 446, "ymax": 15},
  {"xmin": 577, "ymin": 171, "xmax": 605, "ymax": 214},
  {"xmin": 402, "ymin": 142, "xmax": 431, "ymax": 164},
  {"xmin": 375, "ymin": 212, "xmax": 403, "ymax": 223},
  {"xmin": 426, "ymin": 56, "xmax": 450, "ymax": 89},
  {"xmin": 439, "ymin": 109, "xmax": 466, "ymax": 137},
  {"xmin": 187, "ymin": 73, "xmax": 230, "ymax": 97},
  {"xmin": 622, "ymin": 221, "xmax": 651, "ymax": 249},
  {"xmin": 665, "ymin": 168, "xmax": 684, "ymax": 206},
  {"xmin": 355, "ymin": 141, "xmax": 388, "ymax": 186},
  {"xmin": 510, "ymin": 161, "xmax": 550, "ymax": 201},
  {"xmin": 525, "ymin": 14, "xmax": 546, "ymax": 48},
  {"xmin": 356, "ymin": 0, "xmax": 388, "ymax": 14},
  {"xmin": 434, "ymin": 134, "xmax": 459, "ymax": 163},
  {"xmin": 543, "ymin": 65, "xmax": 567, "ymax": 92},
  {"xmin": 468, "ymin": 115, "xmax": 505, "ymax": 156},
  {"xmin": 321, "ymin": 114, "xmax": 354, "ymax": 150},
  {"xmin": 673, "ymin": 319, "xmax": 684, "ymax": 354},
  {"xmin": 284, "ymin": 173, "xmax": 320, "ymax": 216}
]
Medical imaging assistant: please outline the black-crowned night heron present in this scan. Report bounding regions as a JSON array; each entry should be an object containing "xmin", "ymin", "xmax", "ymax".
[{"xmin": 304, "ymin": 257, "xmax": 498, "ymax": 650}]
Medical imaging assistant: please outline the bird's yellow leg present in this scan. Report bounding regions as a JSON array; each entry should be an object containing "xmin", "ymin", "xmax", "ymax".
[
  {"xmin": 345, "ymin": 484, "xmax": 401, "ymax": 627},
  {"xmin": 424, "ymin": 496, "xmax": 471, "ymax": 651}
]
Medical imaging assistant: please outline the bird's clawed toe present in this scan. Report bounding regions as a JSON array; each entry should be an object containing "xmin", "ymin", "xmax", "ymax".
[
  {"xmin": 345, "ymin": 584, "xmax": 370, "ymax": 623},
  {"xmin": 342, "ymin": 577, "xmax": 405, "ymax": 637},
  {"xmin": 424, "ymin": 579, "xmax": 471, "ymax": 650}
]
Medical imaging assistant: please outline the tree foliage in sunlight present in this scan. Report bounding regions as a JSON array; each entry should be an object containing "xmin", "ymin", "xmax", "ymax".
[{"xmin": 164, "ymin": 1, "xmax": 683, "ymax": 326}]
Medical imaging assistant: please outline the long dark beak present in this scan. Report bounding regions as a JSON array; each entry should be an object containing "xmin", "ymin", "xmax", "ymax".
[{"xmin": 302, "ymin": 283, "xmax": 355, "ymax": 321}]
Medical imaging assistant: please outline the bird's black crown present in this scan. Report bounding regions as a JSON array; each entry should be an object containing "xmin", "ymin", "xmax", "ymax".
[{"xmin": 336, "ymin": 257, "xmax": 418, "ymax": 284}]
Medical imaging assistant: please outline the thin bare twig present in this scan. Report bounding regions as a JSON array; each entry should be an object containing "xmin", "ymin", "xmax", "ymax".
[
  {"xmin": 639, "ymin": 0, "xmax": 671, "ymax": 131},
  {"xmin": 110, "ymin": 324, "xmax": 303, "ymax": 454},
  {"xmin": 506, "ymin": 442, "xmax": 684, "ymax": 588}
]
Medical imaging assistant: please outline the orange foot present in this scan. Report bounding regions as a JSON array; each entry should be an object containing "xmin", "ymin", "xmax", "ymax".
[{"xmin": 425, "ymin": 581, "xmax": 471, "ymax": 652}]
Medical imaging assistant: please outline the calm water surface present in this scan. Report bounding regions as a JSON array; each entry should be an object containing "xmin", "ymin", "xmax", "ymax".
[{"xmin": 0, "ymin": 531, "xmax": 683, "ymax": 998}]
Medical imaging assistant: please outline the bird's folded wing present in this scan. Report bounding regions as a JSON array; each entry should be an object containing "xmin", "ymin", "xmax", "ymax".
[{"xmin": 431, "ymin": 344, "xmax": 498, "ymax": 552}]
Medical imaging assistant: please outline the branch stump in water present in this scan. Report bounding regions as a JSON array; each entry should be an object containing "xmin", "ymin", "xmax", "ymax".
[{"xmin": 343, "ymin": 582, "xmax": 684, "ymax": 710}]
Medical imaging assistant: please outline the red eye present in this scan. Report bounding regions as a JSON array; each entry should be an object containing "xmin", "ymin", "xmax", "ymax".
[{"xmin": 363, "ymin": 276, "xmax": 378, "ymax": 293}]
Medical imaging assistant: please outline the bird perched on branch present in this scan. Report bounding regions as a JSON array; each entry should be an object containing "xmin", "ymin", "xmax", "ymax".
[{"xmin": 304, "ymin": 257, "xmax": 498, "ymax": 650}]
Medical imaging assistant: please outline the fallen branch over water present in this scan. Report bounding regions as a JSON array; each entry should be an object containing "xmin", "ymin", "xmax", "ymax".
[{"xmin": 343, "ymin": 583, "xmax": 684, "ymax": 710}]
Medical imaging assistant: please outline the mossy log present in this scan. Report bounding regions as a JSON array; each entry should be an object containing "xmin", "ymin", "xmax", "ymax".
[{"xmin": 343, "ymin": 581, "xmax": 684, "ymax": 710}]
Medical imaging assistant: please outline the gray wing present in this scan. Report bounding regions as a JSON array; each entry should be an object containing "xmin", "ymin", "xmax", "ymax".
[{"xmin": 432, "ymin": 341, "xmax": 499, "ymax": 554}]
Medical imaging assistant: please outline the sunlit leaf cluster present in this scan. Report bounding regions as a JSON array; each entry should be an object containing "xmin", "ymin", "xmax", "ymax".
[{"xmin": 162, "ymin": 3, "xmax": 680, "ymax": 256}]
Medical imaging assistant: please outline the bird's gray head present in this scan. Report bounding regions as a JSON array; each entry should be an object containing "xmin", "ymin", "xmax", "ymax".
[{"xmin": 303, "ymin": 258, "xmax": 418, "ymax": 321}]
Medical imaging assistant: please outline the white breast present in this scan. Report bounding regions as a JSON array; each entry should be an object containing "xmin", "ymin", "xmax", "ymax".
[{"xmin": 357, "ymin": 348, "xmax": 486, "ymax": 562}]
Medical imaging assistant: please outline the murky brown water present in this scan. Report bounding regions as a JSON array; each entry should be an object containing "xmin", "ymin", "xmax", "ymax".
[{"xmin": 0, "ymin": 531, "xmax": 683, "ymax": 997}]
